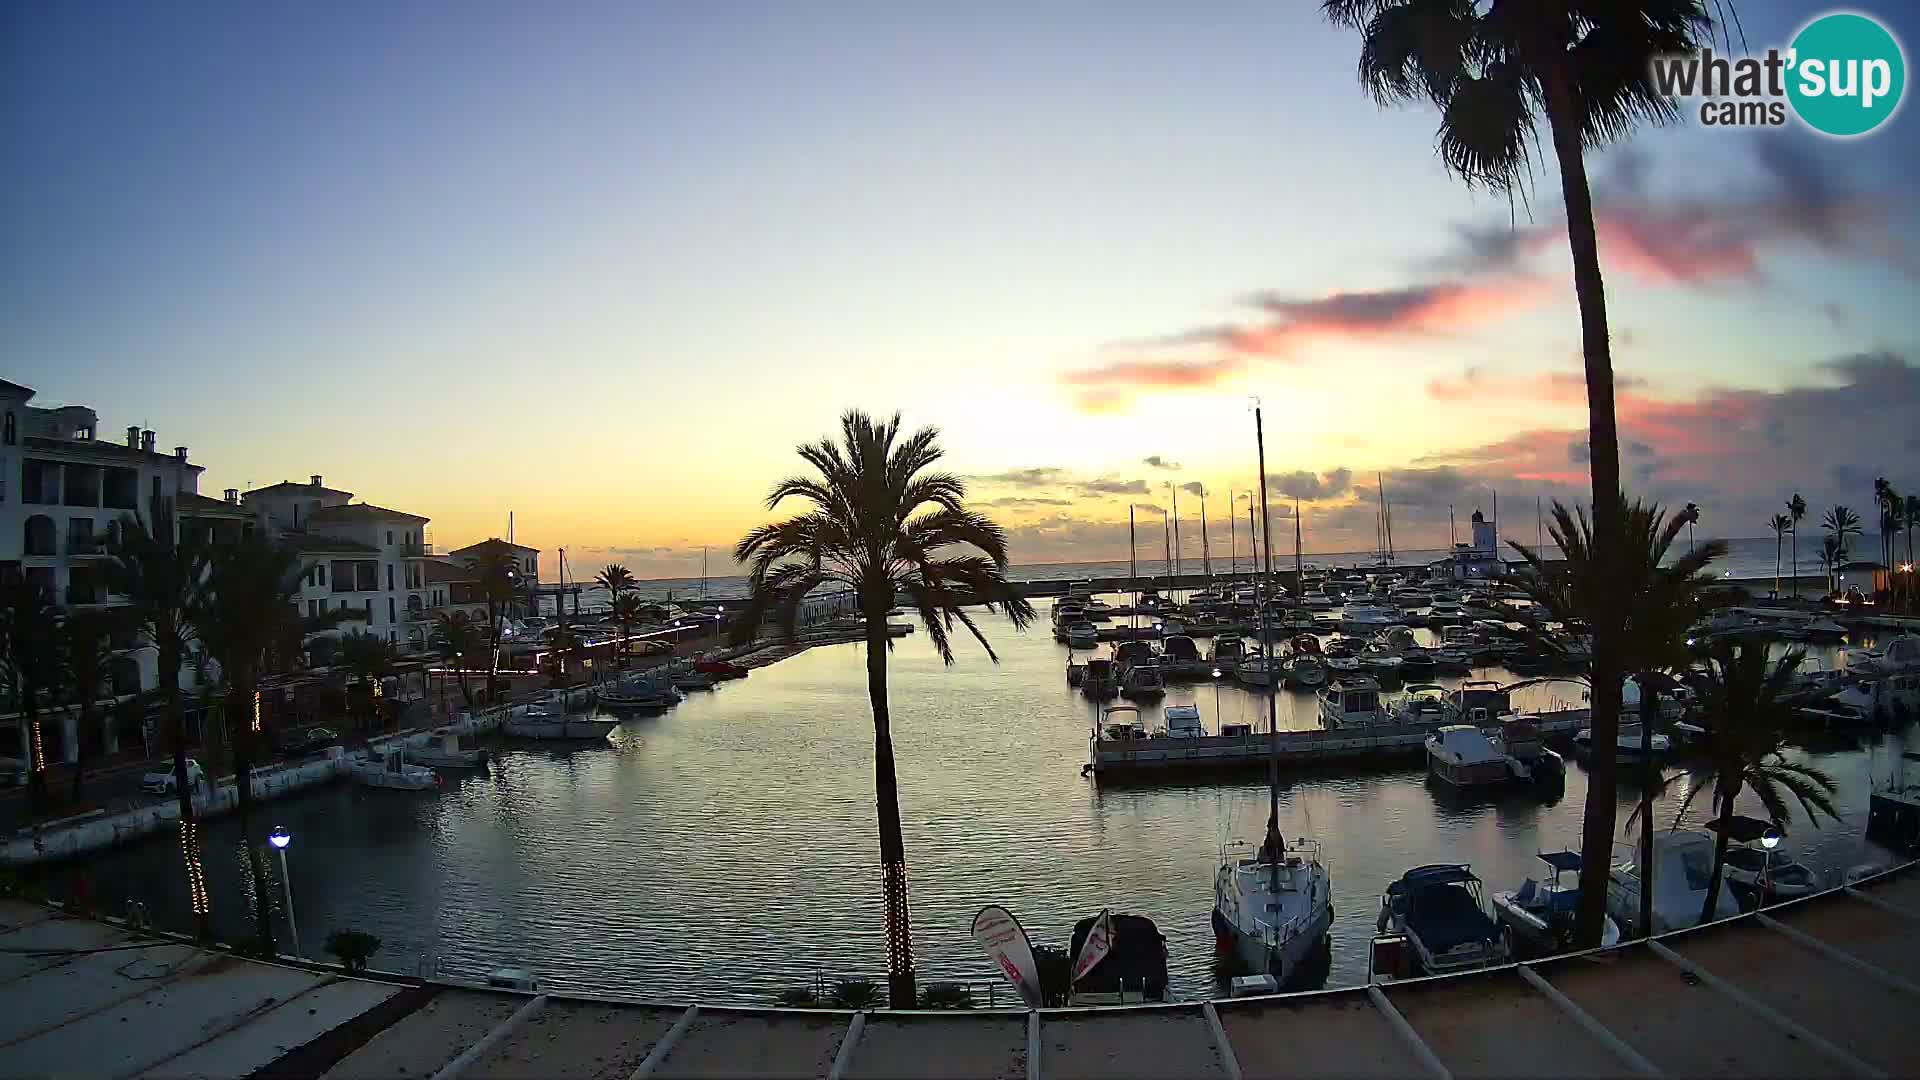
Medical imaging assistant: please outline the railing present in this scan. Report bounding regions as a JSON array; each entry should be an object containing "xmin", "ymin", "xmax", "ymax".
[{"xmin": 404, "ymin": 542, "xmax": 434, "ymax": 556}]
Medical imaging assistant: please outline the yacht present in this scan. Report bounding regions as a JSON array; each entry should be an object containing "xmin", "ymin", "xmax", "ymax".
[
  {"xmin": 1491, "ymin": 852, "xmax": 1621, "ymax": 956},
  {"xmin": 409, "ymin": 729, "xmax": 489, "ymax": 769},
  {"xmin": 1374, "ymin": 865, "xmax": 1510, "ymax": 978},
  {"xmin": 1236, "ymin": 655, "xmax": 1277, "ymax": 688},
  {"xmin": 1164, "ymin": 703, "xmax": 1206, "ymax": 738},
  {"xmin": 1573, "ymin": 724, "xmax": 1671, "ymax": 760},
  {"xmin": 1339, "ymin": 603, "xmax": 1400, "ymax": 635},
  {"xmin": 1318, "ymin": 676, "xmax": 1388, "ymax": 729},
  {"xmin": 595, "ymin": 673, "xmax": 680, "ymax": 711},
  {"xmin": 1299, "ymin": 589, "xmax": 1335, "ymax": 611},
  {"xmin": 347, "ymin": 747, "xmax": 439, "ymax": 791},
  {"xmin": 1120, "ymin": 661, "xmax": 1166, "ymax": 698},
  {"xmin": 505, "ymin": 703, "xmax": 621, "ymax": 740},
  {"xmin": 1067, "ymin": 912, "xmax": 1170, "ymax": 1006},
  {"xmin": 1160, "ymin": 635, "xmax": 1208, "ymax": 679},
  {"xmin": 1062, "ymin": 621, "xmax": 1100, "ymax": 649},
  {"xmin": 1208, "ymin": 636, "xmax": 1247, "ymax": 674},
  {"xmin": 1605, "ymin": 831, "xmax": 1740, "ymax": 936},
  {"xmin": 1425, "ymin": 725, "xmax": 1515, "ymax": 788},
  {"xmin": 1213, "ymin": 836, "xmax": 1333, "ymax": 989},
  {"xmin": 1082, "ymin": 599, "xmax": 1115, "ymax": 621},
  {"xmin": 1722, "ymin": 844, "xmax": 1821, "ymax": 905},
  {"xmin": 1397, "ymin": 683, "xmax": 1453, "ymax": 726}
]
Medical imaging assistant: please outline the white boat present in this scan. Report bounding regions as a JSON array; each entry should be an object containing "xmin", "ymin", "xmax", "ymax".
[
  {"xmin": 504, "ymin": 703, "xmax": 620, "ymax": 741},
  {"xmin": 1490, "ymin": 851, "xmax": 1621, "ymax": 955},
  {"xmin": 410, "ymin": 729, "xmax": 488, "ymax": 769},
  {"xmin": 348, "ymin": 747, "xmax": 438, "ymax": 791},
  {"xmin": 1281, "ymin": 654, "xmax": 1327, "ymax": 688},
  {"xmin": 1209, "ymin": 636, "xmax": 1247, "ymax": 674},
  {"xmin": 1319, "ymin": 676, "xmax": 1388, "ymax": 729},
  {"xmin": 1299, "ymin": 590, "xmax": 1335, "ymax": 611},
  {"xmin": 1164, "ymin": 704, "xmax": 1206, "ymax": 738},
  {"xmin": 1574, "ymin": 724, "xmax": 1671, "ymax": 759},
  {"xmin": 1426, "ymin": 725, "xmax": 1514, "ymax": 788},
  {"xmin": 1100, "ymin": 704, "xmax": 1147, "ymax": 741},
  {"xmin": 670, "ymin": 668, "xmax": 716, "ymax": 691},
  {"xmin": 1339, "ymin": 603, "xmax": 1400, "ymax": 635},
  {"xmin": 1427, "ymin": 600, "xmax": 1468, "ymax": 624},
  {"xmin": 1063, "ymin": 621, "xmax": 1100, "ymax": 649},
  {"xmin": 1397, "ymin": 684, "xmax": 1454, "ymax": 726},
  {"xmin": 1358, "ymin": 644, "xmax": 1404, "ymax": 676},
  {"xmin": 1375, "ymin": 864, "xmax": 1510, "ymax": 978},
  {"xmin": 596, "ymin": 674, "xmax": 680, "ymax": 710},
  {"xmin": 1722, "ymin": 844, "xmax": 1821, "ymax": 905},
  {"xmin": 1120, "ymin": 661, "xmax": 1166, "ymax": 698},
  {"xmin": 1822, "ymin": 672, "xmax": 1920, "ymax": 724},
  {"xmin": 1235, "ymin": 656, "xmax": 1276, "ymax": 687},
  {"xmin": 1605, "ymin": 830, "xmax": 1740, "ymax": 936},
  {"xmin": 1082, "ymin": 599, "xmax": 1115, "ymax": 621},
  {"xmin": 1213, "ymin": 836, "xmax": 1333, "ymax": 988}
]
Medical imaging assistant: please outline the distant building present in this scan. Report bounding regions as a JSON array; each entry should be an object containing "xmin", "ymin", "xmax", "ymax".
[
  {"xmin": 448, "ymin": 538, "xmax": 540, "ymax": 583},
  {"xmin": 1431, "ymin": 509, "xmax": 1505, "ymax": 583},
  {"xmin": 243, "ymin": 483, "xmax": 435, "ymax": 652}
]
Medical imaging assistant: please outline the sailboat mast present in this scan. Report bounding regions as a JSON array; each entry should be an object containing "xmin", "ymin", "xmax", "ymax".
[
  {"xmin": 1201, "ymin": 495, "xmax": 1211, "ymax": 583},
  {"xmin": 1171, "ymin": 482, "xmax": 1182, "ymax": 586},
  {"xmin": 1129, "ymin": 505, "xmax": 1138, "ymax": 632},
  {"xmin": 1162, "ymin": 508, "xmax": 1173, "ymax": 597},
  {"xmin": 1382, "ymin": 473, "xmax": 1395, "ymax": 563},
  {"xmin": 1255, "ymin": 406, "xmax": 1282, "ymax": 895},
  {"xmin": 1537, "ymin": 495, "xmax": 1543, "ymax": 551},
  {"xmin": 701, "ymin": 546, "xmax": 709, "ymax": 600},
  {"xmin": 1294, "ymin": 495, "xmax": 1304, "ymax": 606},
  {"xmin": 1247, "ymin": 496, "xmax": 1257, "ymax": 589}
]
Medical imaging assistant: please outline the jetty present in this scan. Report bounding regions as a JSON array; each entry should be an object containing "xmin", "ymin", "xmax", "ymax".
[
  {"xmin": 2, "ymin": 860, "xmax": 1915, "ymax": 1078},
  {"xmin": 1088, "ymin": 709, "xmax": 1590, "ymax": 778}
]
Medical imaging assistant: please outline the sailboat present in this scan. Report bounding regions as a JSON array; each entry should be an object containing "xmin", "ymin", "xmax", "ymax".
[
  {"xmin": 1213, "ymin": 405, "xmax": 1333, "ymax": 990},
  {"xmin": 1280, "ymin": 496, "xmax": 1327, "ymax": 689}
]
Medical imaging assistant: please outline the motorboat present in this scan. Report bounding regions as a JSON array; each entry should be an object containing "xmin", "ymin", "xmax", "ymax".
[
  {"xmin": 1318, "ymin": 676, "xmax": 1388, "ymax": 729},
  {"xmin": 347, "ymin": 747, "xmax": 439, "ymax": 791},
  {"xmin": 1372, "ymin": 625, "xmax": 1420, "ymax": 653},
  {"xmin": 1397, "ymin": 684, "xmax": 1453, "ymax": 726},
  {"xmin": 1052, "ymin": 600, "xmax": 1088, "ymax": 625},
  {"xmin": 1282, "ymin": 652, "xmax": 1327, "ymax": 688},
  {"xmin": 1868, "ymin": 746, "xmax": 1920, "ymax": 852},
  {"xmin": 1099, "ymin": 704, "xmax": 1147, "ymax": 741},
  {"xmin": 409, "ymin": 729, "xmax": 488, "ymax": 769},
  {"xmin": 1213, "ymin": 835, "xmax": 1333, "ymax": 988},
  {"xmin": 1062, "ymin": 621, "xmax": 1100, "ymax": 649},
  {"xmin": 1427, "ymin": 600, "xmax": 1468, "ymax": 625},
  {"xmin": 1164, "ymin": 704, "xmax": 1206, "ymax": 738},
  {"xmin": 1390, "ymin": 589, "xmax": 1433, "ymax": 611},
  {"xmin": 671, "ymin": 667, "xmax": 716, "ymax": 691},
  {"xmin": 1375, "ymin": 865, "xmax": 1510, "ymax": 977},
  {"xmin": 596, "ymin": 674, "xmax": 681, "ymax": 711},
  {"xmin": 1605, "ymin": 830, "xmax": 1740, "ymax": 936},
  {"xmin": 1774, "ymin": 614, "xmax": 1847, "ymax": 641},
  {"xmin": 504, "ymin": 702, "xmax": 621, "ymax": 740},
  {"xmin": 1208, "ymin": 636, "xmax": 1247, "ymax": 674},
  {"xmin": 1235, "ymin": 655, "xmax": 1277, "ymax": 688},
  {"xmin": 1340, "ymin": 603, "xmax": 1401, "ymax": 635},
  {"xmin": 1120, "ymin": 661, "xmax": 1166, "ymax": 698},
  {"xmin": 692, "ymin": 657, "xmax": 749, "ymax": 679},
  {"xmin": 1574, "ymin": 724, "xmax": 1671, "ymax": 760},
  {"xmin": 1082, "ymin": 599, "xmax": 1115, "ymax": 621},
  {"xmin": 1491, "ymin": 715, "xmax": 1565, "ymax": 786},
  {"xmin": 1299, "ymin": 589, "xmax": 1335, "ymax": 611},
  {"xmin": 1491, "ymin": 851, "xmax": 1621, "ymax": 956},
  {"xmin": 1067, "ymin": 912, "xmax": 1170, "ymax": 1006},
  {"xmin": 1429, "ymin": 648, "xmax": 1475, "ymax": 672},
  {"xmin": 1722, "ymin": 844, "xmax": 1821, "ymax": 906},
  {"xmin": 1823, "ymin": 671, "xmax": 1920, "ymax": 724},
  {"xmin": 1397, "ymin": 652, "xmax": 1438, "ymax": 679},
  {"xmin": 1426, "ymin": 725, "xmax": 1514, "ymax": 788},
  {"xmin": 1358, "ymin": 644, "xmax": 1405, "ymax": 677},
  {"xmin": 1159, "ymin": 635, "xmax": 1209, "ymax": 679},
  {"xmin": 1081, "ymin": 658, "xmax": 1118, "ymax": 699}
]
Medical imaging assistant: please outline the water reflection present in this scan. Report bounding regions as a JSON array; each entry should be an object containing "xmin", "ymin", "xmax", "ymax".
[{"xmin": 56, "ymin": 609, "xmax": 1913, "ymax": 1004}]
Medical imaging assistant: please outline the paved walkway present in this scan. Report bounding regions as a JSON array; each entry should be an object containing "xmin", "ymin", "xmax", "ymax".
[{"xmin": 3, "ymin": 860, "xmax": 1916, "ymax": 1078}]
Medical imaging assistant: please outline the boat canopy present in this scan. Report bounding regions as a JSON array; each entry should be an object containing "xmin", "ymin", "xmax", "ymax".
[
  {"xmin": 1397, "ymin": 864, "xmax": 1480, "ymax": 889},
  {"xmin": 1537, "ymin": 850, "xmax": 1582, "ymax": 873}
]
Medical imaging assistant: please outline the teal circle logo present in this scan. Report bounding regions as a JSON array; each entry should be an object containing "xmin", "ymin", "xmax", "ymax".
[{"xmin": 1787, "ymin": 12, "xmax": 1906, "ymax": 137}]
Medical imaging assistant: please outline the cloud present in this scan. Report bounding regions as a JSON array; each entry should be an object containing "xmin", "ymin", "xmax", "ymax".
[
  {"xmin": 968, "ymin": 467, "xmax": 1070, "ymax": 488},
  {"xmin": 982, "ymin": 496, "xmax": 1072, "ymax": 508},
  {"xmin": 1272, "ymin": 467, "xmax": 1354, "ymax": 502},
  {"xmin": 1425, "ymin": 365, "xmax": 1647, "ymax": 405},
  {"xmin": 1143, "ymin": 455, "xmax": 1181, "ymax": 469},
  {"xmin": 1567, "ymin": 441, "xmax": 1591, "ymax": 464},
  {"xmin": 967, "ymin": 467, "xmax": 1149, "ymax": 500},
  {"xmin": 1180, "ymin": 481, "xmax": 1207, "ymax": 497},
  {"xmin": 1080, "ymin": 477, "xmax": 1150, "ymax": 496}
]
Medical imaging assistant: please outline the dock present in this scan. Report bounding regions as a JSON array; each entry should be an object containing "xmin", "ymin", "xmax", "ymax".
[
  {"xmin": 1089, "ymin": 709, "xmax": 1590, "ymax": 777},
  {"xmin": 2, "ymin": 860, "xmax": 1915, "ymax": 1078}
]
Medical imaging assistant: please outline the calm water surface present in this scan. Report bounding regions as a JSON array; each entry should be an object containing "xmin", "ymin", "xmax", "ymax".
[{"xmin": 69, "ymin": 608, "xmax": 1914, "ymax": 1004}]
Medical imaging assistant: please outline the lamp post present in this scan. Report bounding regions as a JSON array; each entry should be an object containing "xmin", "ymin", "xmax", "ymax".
[
  {"xmin": 268, "ymin": 825, "xmax": 300, "ymax": 957},
  {"xmin": 1759, "ymin": 826, "xmax": 1783, "ymax": 906}
]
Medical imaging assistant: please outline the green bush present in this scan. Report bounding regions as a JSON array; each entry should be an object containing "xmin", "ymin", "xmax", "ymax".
[
  {"xmin": 775, "ymin": 987, "xmax": 820, "ymax": 1007},
  {"xmin": 829, "ymin": 977, "xmax": 881, "ymax": 1009},
  {"xmin": 324, "ymin": 929, "xmax": 382, "ymax": 973}
]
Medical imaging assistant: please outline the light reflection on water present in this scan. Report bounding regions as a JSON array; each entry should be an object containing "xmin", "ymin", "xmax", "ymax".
[{"xmin": 66, "ymin": 609, "xmax": 1913, "ymax": 1004}]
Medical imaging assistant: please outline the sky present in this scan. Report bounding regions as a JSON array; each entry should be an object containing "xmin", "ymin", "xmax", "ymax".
[{"xmin": 5, "ymin": 1, "xmax": 1918, "ymax": 579}]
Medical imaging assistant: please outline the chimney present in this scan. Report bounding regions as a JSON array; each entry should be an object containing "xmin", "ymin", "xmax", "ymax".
[
  {"xmin": 174, "ymin": 446, "xmax": 188, "ymax": 462},
  {"xmin": 125, "ymin": 425, "xmax": 139, "ymax": 448},
  {"xmin": 224, "ymin": 488, "xmax": 238, "ymax": 504},
  {"xmin": 140, "ymin": 429, "xmax": 155, "ymax": 453},
  {"xmin": 310, "ymin": 474, "xmax": 323, "ymax": 487}
]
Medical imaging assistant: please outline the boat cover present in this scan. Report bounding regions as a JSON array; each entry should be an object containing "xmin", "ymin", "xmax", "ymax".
[
  {"xmin": 1406, "ymin": 883, "xmax": 1497, "ymax": 953},
  {"xmin": 1537, "ymin": 850, "xmax": 1582, "ymax": 873}
]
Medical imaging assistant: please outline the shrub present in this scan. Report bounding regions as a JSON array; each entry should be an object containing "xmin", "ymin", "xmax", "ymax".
[
  {"xmin": 919, "ymin": 982, "xmax": 974, "ymax": 1009},
  {"xmin": 775, "ymin": 988, "xmax": 820, "ymax": 1007},
  {"xmin": 829, "ymin": 977, "xmax": 881, "ymax": 1009},
  {"xmin": 325, "ymin": 929, "xmax": 382, "ymax": 973}
]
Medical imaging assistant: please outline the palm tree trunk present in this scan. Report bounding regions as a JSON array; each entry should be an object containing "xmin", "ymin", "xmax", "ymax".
[
  {"xmin": 863, "ymin": 597, "xmax": 915, "ymax": 1009},
  {"xmin": 1700, "ymin": 789, "xmax": 1735, "ymax": 925},
  {"xmin": 229, "ymin": 685, "xmax": 275, "ymax": 955},
  {"xmin": 1542, "ymin": 64, "xmax": 1625, "ymax": 951},
  {"xmin": 1774, "ymin": 532, "xmax": 1782, "ymax": 599},
  {"xmin": 71, "ymin": 701, "xmax": 90, "ymax": 803},
  {"xmin": 163, "ymin": 640, "xmax": 213, "ymax": 940},
  {"xmin": 24, "ymin": 691, "xmax": 48, "ymax": 818},
  {"xmin": 1638, "ymin": 683, "xmax": 1657, "ymax": 939},
  {"xmin": 1790, "ymin": 529, "xmax": 1799, "ymax": 599}
]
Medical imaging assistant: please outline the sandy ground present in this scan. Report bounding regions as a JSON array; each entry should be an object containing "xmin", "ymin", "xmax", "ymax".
[
  {"xmin": 1218, "ymin": 994, "xmax": 1423, "ymax": 1078},
  {"xmin": 845, "ymin": 1013, "xmax": 1027, "ymax": 1080},
  {"xmin": 323, "ymin": 990, "xmax": 525, "ymax": 1079},
  {"xmin": 464, "ymin": 999, "xmax": 683, "ymax": 1080},
  {"xmin": 1040, "ymin": 1009, "xmax": 1227, "ymax": 1080}
]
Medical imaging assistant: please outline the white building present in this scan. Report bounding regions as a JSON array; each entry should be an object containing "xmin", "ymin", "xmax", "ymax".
[
  {"xmin": 1431, "ymin": 509, "xmax": 1506, "ymax": 583},
  {"xmin": 241, "ymin": 480, "xmax": 437, "ymax": 652},
  {"xmin": 1, "ymin": 380, "xmax": 247, "ymax": 764}
]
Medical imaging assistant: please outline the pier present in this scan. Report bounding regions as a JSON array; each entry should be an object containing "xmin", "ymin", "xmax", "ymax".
[
  {"xmin": 1088, "ymin": 709, "xmax": 1590, "ymax": 777},
  {"xmin": 2, "ymin": 860, "xmax": 1915, "ymax": 1078}
]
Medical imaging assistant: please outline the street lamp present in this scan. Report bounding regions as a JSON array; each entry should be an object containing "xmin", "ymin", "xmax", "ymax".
[
  {"xmin": 268, "ymin": 825, "xmax": 301, "ymax": 958},
  {"xmin": 1759, "ymin": 826, "xmax": 1783, "ymax": 906}
]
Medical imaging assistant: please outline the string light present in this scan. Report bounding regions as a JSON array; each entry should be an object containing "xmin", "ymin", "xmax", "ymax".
[
  {"xmin": 252, "ymin": 690, "xmax": 262, "ymax": 733},
  {"xmin": 180, "ymin": 818, "xmax": 211, "ymax": 917}
]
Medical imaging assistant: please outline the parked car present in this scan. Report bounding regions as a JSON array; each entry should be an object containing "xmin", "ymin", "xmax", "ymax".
[
  {"xmin": 142, "ymin": 758, "xmax": 207, "ymax": 796},
  {"xmin": 274, "ymin": 725, "xmax": 340, "ymax": 757}
]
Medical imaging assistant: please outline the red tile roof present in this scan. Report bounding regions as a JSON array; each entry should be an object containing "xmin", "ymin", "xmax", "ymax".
[{"xmin": 306, "ymin": 502, "xmax": 428, "ymax": 525}]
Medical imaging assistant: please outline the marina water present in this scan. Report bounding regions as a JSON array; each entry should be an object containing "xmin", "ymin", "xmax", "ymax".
[{"xmin": 65, "ymin": 608, "xmax": 1914, "ymax": 1004}]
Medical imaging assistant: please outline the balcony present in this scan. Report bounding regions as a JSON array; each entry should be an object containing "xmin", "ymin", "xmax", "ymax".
[{"xmin": 403, "ymin": 542, "xmax": 435, "ymax": 557}]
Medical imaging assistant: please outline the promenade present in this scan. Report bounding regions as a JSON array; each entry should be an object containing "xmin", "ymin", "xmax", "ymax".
[{"xmin": 3, "ymin": 860, "xmax": 1914, "ymax": 1078}]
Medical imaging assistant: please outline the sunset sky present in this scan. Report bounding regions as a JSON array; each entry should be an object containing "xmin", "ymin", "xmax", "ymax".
[{"xmin": 7, "ymin": 2, "xmax": 1918, "ymax": 579}]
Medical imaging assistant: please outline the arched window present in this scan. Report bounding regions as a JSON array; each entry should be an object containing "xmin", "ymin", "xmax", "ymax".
[{"xmin": 24, "ymin": 514, "xmax": 55, "ymax": 556}]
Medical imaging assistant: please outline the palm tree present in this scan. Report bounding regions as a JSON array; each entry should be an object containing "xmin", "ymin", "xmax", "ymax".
[
  {"xmin": 107, "ymin": 498, "xmax": 213, "ymax": 939},
  {"xmin": 1823, "ymin": 505, "xmax": 1862, "ymax": 594},
  {"xmin": 1682, "ymin": 502, "xmax": 1701, "ymax": 556},
  {"xmin": 60, "ymin": 609, "xmax": 119, "ymax": 804},
  {"xmin": 1, "ymin": 580, "xmax": 64, "ymax": 816},
  {"xmin": 1788, "ymin": 493, "xmax": 1808, "ymax": 599},
  {"xmin": 465, "ymin": 550, "xmax": 520, "ymax": 702},
  {"xmin": 734, "ymin": 410, "xmax": 1036, "ymax": 1007},
  {"xmin": 1509, "ymin": 493, "xmax": 1724, "ymax": 942},
  {"xmin": 1873, "ymin": 477, "xmax": 1894, "ymax": 580},
  {"xmin": 1319, "ymin": 3, "xmax": 1720, "ymax": 943},
  {"xmin": 1768, "ymin": 513, "xmax": 1792, "ymax": 599},
  {"xmin": 430, "ymin": 611, "xmax": 482, "ymax": 708},
  {"xmin": 1820, "ymin": 535, "xmax": 1844, "ymax": 597},
  {"xmin": 595, "ymin": 564, "xmax": 635, "ymax": 606},
  {"xmin": 1906, "ymin": 494, "xmax": 1920, "ymax": 612},
  {"xmin": 338, "ymin": 631, "xmax": 396, "ymax": 729},
  {"xmin": 197, "ymin": 533, "xmax": 306, "ymax": 954},
  {"xmin": 611, "ymin": 594, "xmax": 644, "ymax": 670},
  {"xmin": 1668, "ymin": 639, "xmax": 1838, "ymax": 922},
  {"xmin": 547, "ymin": 623, "xmax": 580, "ymax": 680}
]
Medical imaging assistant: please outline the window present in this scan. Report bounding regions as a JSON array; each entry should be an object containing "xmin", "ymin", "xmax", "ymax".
[
  {"xmin": 2, "ymin": 411, "xmax": 13, "ymax": 445},
  {"xmin": 318, "ymin": 563, "xmax": 326, "ymax": 587},
  {"xmin": 386, "ymin": 530, "xmax": 394, "ymax": 545},
  {"xmin": 365, "ymin": 599, "xmax": 372, "ymax": 618},
  {"xmin": 308, "ymin": 600, "xmax": 318, "ymax": 618},
  {"xmin": 151, "ymin": 475, "xmax": 161, "ymax": 501},
  {"xmin": 386, "ymin": 563, "xmax": 394, "ymax": 590},
  {"xmin": 388, "ymin": 597, "xmax": 396, "ymax": 623}
]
